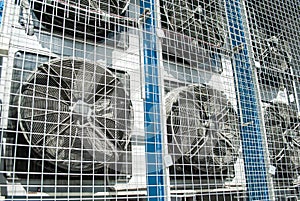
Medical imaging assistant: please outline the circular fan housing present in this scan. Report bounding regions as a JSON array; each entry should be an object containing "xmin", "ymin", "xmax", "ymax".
[
  {"xmin": 251, "ymin": 32, "xmax": 292, "ymax": 88},
  {"xmin": 264, "ymin": 102, "xmax": 300, "ymax": 172},
  {"xmin": 165, "ymin": 84, "xmax": 240, "ymax": 173},
  {"xmin": 19, "ymin": 58, "xmax": 132, "ymax": 172},
  {"xmin": 30, "ymin": 0, "xmax": 127, "ymax": 38},
  {"xmin": 160, "ymin": 0, "xmax": 226, "ymax": 48}
]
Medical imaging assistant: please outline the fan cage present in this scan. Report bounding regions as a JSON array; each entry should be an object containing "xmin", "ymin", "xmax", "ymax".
[
  {"xmin": 0, "ymin": 0, "xmax": 299, "ymax": 199},
  {"xmin": 264, "ymin": 102, "xmax": 300, "ymax": 174},
  {"xmin": 160, "ymin": 0, "xmax": 226, "ymax": 48},
  {"xmin": 27, "ymin": 0, "xmax": 129, "ymax": 38},
  {"xmin": 18, "ymin": 58, "xmax": 133, "ymax": 172},
  {"xmin": 165, "ymin": 84, "xmax": 240, "ymax": 173}
]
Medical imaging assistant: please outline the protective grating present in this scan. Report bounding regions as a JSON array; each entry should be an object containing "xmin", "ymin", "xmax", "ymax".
[
  {"xmin": 19, "ymin": 58, "xmax": 132, "ymax": 172},
  {"xmin": 165, "ymin": 84, "xmax": 240, "ymax": 175},
  {"xmin": 244, "ymin": 0, "xmax": 300, "ymax": 199},
  {"xmin": 0, "ymin": 0, "xmax": 298, "ymax": 200}
]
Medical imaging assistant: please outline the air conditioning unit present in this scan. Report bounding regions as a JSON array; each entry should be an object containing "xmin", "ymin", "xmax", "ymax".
[
  {"xmin": 1, "ymin": 49, "xmax": 139, "ymax": 194},
  {"xmin": 244, "ymin": 0, "xmax": 299, "ymax": 110},
  {"xmin": 158, "ymin": 0, "xmax": 245, "ymax": 193},
  {"xmin": 160, "ymin": 0, "xmax": 226, "ymax": 48},
  {"xmin": 164, "ymin": 83, "xmax": 240, "ymax": 180},
  {"xmin": 8, "ymin": 55, "xmax": 133, "ymax": 171},
  {"xmin": 263, "ymin": 102, "xmax": 300, "ymax": 182},
  {"xmin": 162, "ymin": 56, "xmax": 246, "ymax": 197},
  {"xmin": 159, "ymin": 0, "xmax": 226, "ymax": 74},
  {"xmin": 252, "ymin": 32, "xmax": 296, "ymax": 104},
  {"xmin": 0, "ymin": 0, "xmax": 246, "ymax": 199},
  {"xmin": 0, "ymin": 0, "xmax": 150, "ymax": 198},
  {"xmin": 20, "ymin": 0, "xmax": 130, "ymax": 38}
]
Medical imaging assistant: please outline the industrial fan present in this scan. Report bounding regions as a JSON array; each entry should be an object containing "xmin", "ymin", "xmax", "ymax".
[
  {"xmin": 264, "ymin": 102, "xmax": 300, "ymax": 178},
  {"xmin": 24, "ymin": 0, "xmax": 129, "ymax": 37},
  {"xmin": 160, "ymin": 0, "xmax": 226, "ymax": 48},
  {"xmin": 259, "ymin": 35, "xmax": 291, "ymax": 71},
  {"xmin": 256, "ymin": 33, "xmax": 292, "ymax": 86},
  {"xmin": 17, "ymin": 58, "xmax": 132, "ymax": 172},
  {"xmin": 165, "ymin": 84, "xmax": 240, "ymax": 174}
]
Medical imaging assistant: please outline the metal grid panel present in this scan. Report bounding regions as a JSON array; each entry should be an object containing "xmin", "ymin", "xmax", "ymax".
[
  {"xmin": 161, "ymin": 1, "xmax": 244, "ymax": 200},
  {"xmin": 244, "ymin": 0, "xmax": 300, "ymax": 200},
  {"xmin": 0, "ymin": 0, "xmax": 143, "ymax": 200},
  {"xmin": 0, "ymin": 0, "xmax": 298, "ymax": 200}
]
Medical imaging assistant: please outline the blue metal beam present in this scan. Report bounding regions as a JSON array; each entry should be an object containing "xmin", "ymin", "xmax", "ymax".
[
  {"xmin": 140, "ymin": 0, "xmax": 165, "ymax": 200},
  {"xmin": 0, "ymin": 0, "xmax": 3, "ymax": 26},
  {"xmin": 225, "ymin": 0, "xmax": 270, "ymax": 200}
]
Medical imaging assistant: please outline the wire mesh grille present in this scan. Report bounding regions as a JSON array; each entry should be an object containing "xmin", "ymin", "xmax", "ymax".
[
  {"xmin": 0, "ymin": 0, "xmax": 298, "ymax": 200},
  {"xmin": 244, "ymin": 0, "xmax": 300, "ymax": 199},
  {"xmin": 18, "ymin": 58, "xmax": 132, "ymax": 172},
  {"xmin": 165, "ymin": 84, "xmax": 240, "ymax": 174}
]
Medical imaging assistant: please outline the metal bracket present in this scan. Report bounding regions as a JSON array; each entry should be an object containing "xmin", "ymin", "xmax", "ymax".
[
  {"xmin": 20, "ymin": 0, "xmax": 34, "ymax": 36},
  {"xmin": 233, "ymin": 43, "xmax": 245, "ymax": 53},
  {"xmin": 139, "ymin": 8, "xmax": 151, "ymax": 22}
]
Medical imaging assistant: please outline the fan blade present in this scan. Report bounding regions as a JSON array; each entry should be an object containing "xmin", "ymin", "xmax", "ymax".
[
  {"xmin": 92, "ymin": 90, "xmax": 132, "ymax": 146},
  {"xmin": 292, "ymin": 136, "xmax": 300, "ymax": 147},
  {"xmin": 46, "ymin": 115, "xmax": 71, "ymax": 135},
  {"xmin": 21, "ymin": 110, "xmax": 57, "ymax": 120},
  {"xmin": 72, "ymin": 69, "xmax": 88, "ymax": 101},
  {"xmin": 197, "ymin": 130, "xmax": 235, "ymax": 167},
  {"xmin": 214, "ymin": 131, "xmax": 235, "ymax": 151},
  {"xmin": 72, "ymin": 60, "xmax": 95, "ymax": 101},
  {"xmin": 72, "ymin": 62, "xmax": 116, "ymax": 103},
  {"xmin": 163, "ymin": 5, "xmax": 175, "ymax": 30},
  {"xmin": 92, "ymin": 81, "xmax": 132, "ymax": 138},
  {"xmin": 45, "ymin": 124, "xmax": 94, "ymax": 170},
  {"xmin": 24, "ymin": 85, "xmax": 70, "ymax": 106},
  {"xmin": 169, "ymin": 98, "xmax": 204, "ymax": 156},
  {"xmin": 87, "ymin": 76, "xmax": 117, "ymax": 104},
  {"xmin": 20, "ymin": 85, "xmax": 70, "ymax": 145},
  {"xmin": 197, "ymin": 130, "xmax": 216, "ymax": 159},
  {"xmin": 23, "ymin": 69, "xmax": 71, "ymax": 107},
  {"xmin": 80, "ymin": 122, "xmax": 117, "ymax": 163},
  {"xmin": 45, "ymin": 121, "xmax": 75, "ymax": 151},
  {"xmin": 178, "ymin": 5, "xmax": 204, "ymax": 33},
  {"xmin": 39, "ymin": 66, "xmax": 72, "ymax": 101},
  {"xmin": 93, "ymin": 116, "xmax": 127, "ymax": 145},
  {"xmin": 34, "ymin": 115, "xmax": 71, "ymax": 146},
  {"xmin": 211, "ymin": 106, "xmax": 229, "ymax": 124},
  {"xmin": 265, "ymin": 107, "xmax": 284, "ymax": 126},
  {"xmin": 187, "ymin": 135, "xmax": 207, "ymax": 158}
]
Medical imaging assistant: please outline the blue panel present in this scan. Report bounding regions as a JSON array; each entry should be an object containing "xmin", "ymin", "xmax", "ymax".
[
  {"xmin": 0, "ymin": 0, "xmax": 3, "ymax": 26},
  {"xmin": 225, "ymin": 0, "xmax": 270, "ymax": 200},
  {"xmin": 140, "ymin": 0, "xmax": 165, "ymax": 200}
]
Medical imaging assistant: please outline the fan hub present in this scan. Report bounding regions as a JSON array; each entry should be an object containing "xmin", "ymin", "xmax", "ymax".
[
  {"xmin": 208, "ymin": 121, "xmax": 218, "ymax": 130},
  {"xmin": 71, "ymin": 100, "xmax": 92, "ymax": 117}
]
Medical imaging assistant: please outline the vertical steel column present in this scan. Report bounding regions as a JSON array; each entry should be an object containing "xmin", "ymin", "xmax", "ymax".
[
  {"xmin": 140, "ymin": 0, "xmax": 165, "ymax": 200},
  {"xmin": 225, "ymin": 0, "xmax": 270, "ymax": 200}
]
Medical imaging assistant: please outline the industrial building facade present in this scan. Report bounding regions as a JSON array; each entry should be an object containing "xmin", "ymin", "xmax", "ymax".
[{"xmin": 0, "ymin": 0, "xmax": 299, "ymax": 200}]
